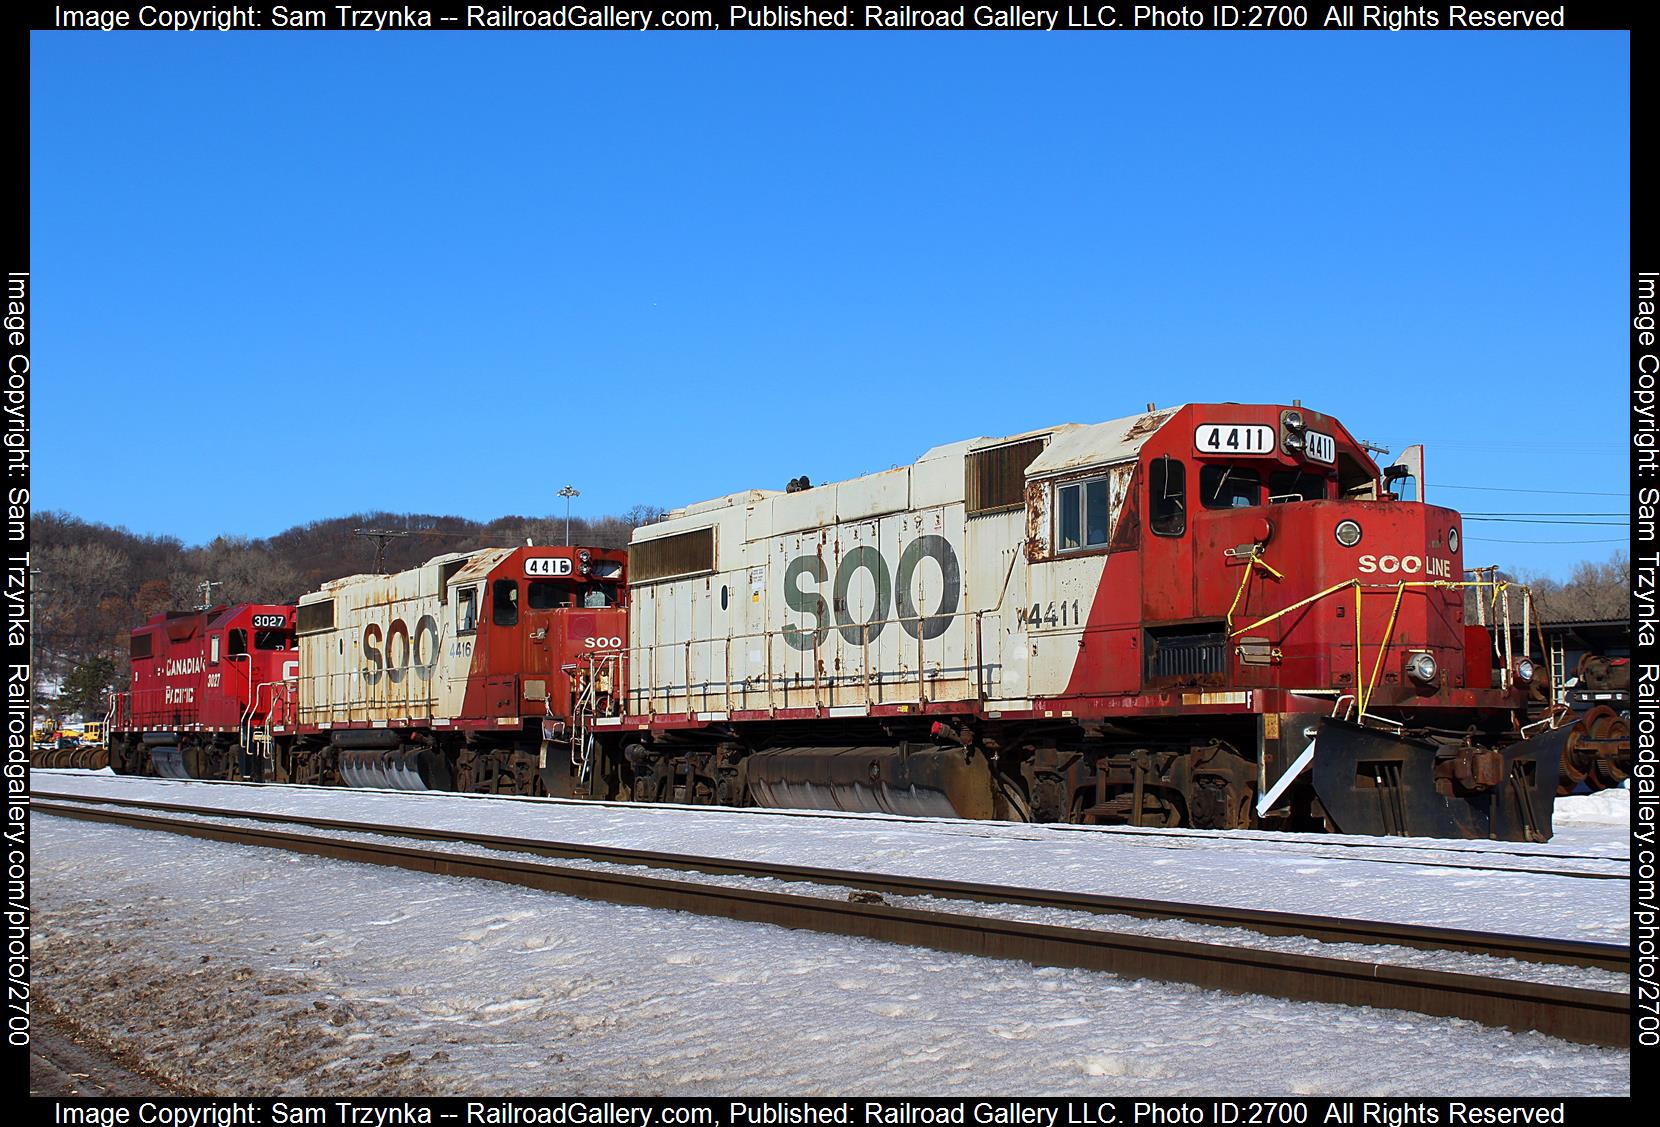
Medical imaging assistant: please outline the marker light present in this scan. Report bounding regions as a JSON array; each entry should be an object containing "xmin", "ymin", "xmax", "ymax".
[
  {"xmin": 1448, "ymin": 527, "xmax": 1460, "ymax": 553},
  {"xmin": 1334, "ymin": 520, "xmax": 1362, "ymax": 547}
]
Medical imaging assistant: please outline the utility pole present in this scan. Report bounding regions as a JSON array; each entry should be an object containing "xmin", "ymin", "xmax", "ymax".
[
  {"xmin": 353, "ymin": 528, "xmax": 411, "ymax": 574},
  {"xmin": 27, "ymin": 567, "xmax": 39, "ymax": 733},
  {"xmin": 558, "ymin": 485, "xmax": 580, "ymax": 546}
]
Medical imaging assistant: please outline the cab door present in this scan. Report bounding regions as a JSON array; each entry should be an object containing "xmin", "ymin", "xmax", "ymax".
[
  {"xmin": 520, "ymin": 577, "xmax": 572, "ymax": 718},
  {"xmin": 1139, "ymin": 454, "xmax": 1194, "ymax": 624},
  {"xmin": 445, "ymin": 582, "xmax": 481, "ymax": 717},
  {"xmin": 481, "ymin": 577, "xmax": 522, "ymax": 718}
]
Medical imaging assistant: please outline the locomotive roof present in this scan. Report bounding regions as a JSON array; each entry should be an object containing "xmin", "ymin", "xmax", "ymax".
[
  {"xmin": 302, "ymin": 548, "xmax": 484, "ymax": 599},
  {"xmin": 1023, "ymin": 406, "xmax": 1182, "ymax": 478},
  {"xmin": 657, "ymin": 405, "xmax": 1186, "ymax": 526}
]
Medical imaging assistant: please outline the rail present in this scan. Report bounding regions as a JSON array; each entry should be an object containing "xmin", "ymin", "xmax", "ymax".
[{"xmin": 34, "ymin": 794, "xmax": 1630, "ymax": 1047}]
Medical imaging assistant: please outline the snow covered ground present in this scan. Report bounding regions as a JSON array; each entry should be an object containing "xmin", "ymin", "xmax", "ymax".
[
  {"xmin": 34, "ymin": 771, "xmax": 1631, "ymax": 944},
  {"xmin": 30, "ymin": 814, "xmax": 1629, "ymax": 1096}
]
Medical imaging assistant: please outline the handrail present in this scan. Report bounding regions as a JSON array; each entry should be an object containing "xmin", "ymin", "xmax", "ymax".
[{"xmin": 622, "ymin": 605, "xmax": 1005, "ymax": 716}]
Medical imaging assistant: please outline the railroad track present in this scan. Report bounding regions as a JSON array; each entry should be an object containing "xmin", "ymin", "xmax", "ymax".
[
  {"xmin": 35, "ymin": 770, "xmax": 1630, "ymax": 878},
  {"xmin": 34, "ymin": 794, "xmax": 1630, "ymax": 1048}
]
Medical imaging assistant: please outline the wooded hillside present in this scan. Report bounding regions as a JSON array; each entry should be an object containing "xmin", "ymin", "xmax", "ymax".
[{"xmin": 30, "ymin": 505, "xmax": 665, "ymax": 720}]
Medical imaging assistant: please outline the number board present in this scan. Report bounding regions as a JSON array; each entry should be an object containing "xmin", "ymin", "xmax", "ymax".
[
  {"xmin": 1304, "ymin": 431, "xmax": 1336, "ymax": 464},
  {"xmin": 525, "ymin": 557, "xmax": 574, "ymax": 577},
  {"xmin": 251, "ymin": 614, "xmax": 286, "ymax": 628},
  {"xmin": 1194, "ymin": 424, "xmax": 1276, "ymax": 456}
]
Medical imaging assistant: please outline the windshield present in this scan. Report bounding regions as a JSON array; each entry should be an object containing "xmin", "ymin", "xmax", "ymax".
[
  {"xmin": 1200, "ymin": 465, "xmax": 1260, "ymax": 509},
  {"xmin": 1268, "ymin": 469, "xmax": 1329, "ymax": 503}
]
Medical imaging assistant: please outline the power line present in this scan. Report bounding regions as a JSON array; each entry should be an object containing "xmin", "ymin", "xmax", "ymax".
[
  {"xmin": 1460, "ymin": 517, "xmax": 1627, "ymax": 526},
  {"xmin": 1460, "ymin": 512, "xmax": 1629, "ymax": 518},
  {"xmin": 1465, "ymin": 537, "xmax": 1628, "ymax": 545},
  {"xmin": 1436, "ymin": 484, "xmax": 1628, "ymax": 497}
]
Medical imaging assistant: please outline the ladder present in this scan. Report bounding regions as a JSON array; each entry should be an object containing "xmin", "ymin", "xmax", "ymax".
[
  {"xmin": 1549, "ymin": 634, "xmax": 1568, "ymax": 705},
  {"xmin": 565, "ymin": 652, "xmax": 622, "ymax": 791}
]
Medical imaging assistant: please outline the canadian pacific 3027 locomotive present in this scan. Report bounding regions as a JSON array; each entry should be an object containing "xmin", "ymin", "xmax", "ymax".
[{"xmin": 108, "ymin": 402, "xmax": 1607, "ymax": 841}]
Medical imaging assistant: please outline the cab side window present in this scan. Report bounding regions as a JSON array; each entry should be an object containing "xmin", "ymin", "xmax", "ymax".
[
  {"xmin": 493, "ymin": 579, "xmax": 520, "ymax": 627},
  {"xmin": 1056, "ymin": 477, "xmax": 1112, "ymax": 552},
  {"xmin": 457, "ymin": 587, "xmax": 478, "ymax": 634},
  {"xmin": 1149, "ymin": 456, "xmax": 1186, "ymax": 536}
]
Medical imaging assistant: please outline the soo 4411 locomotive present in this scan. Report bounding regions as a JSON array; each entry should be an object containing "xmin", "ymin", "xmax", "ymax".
[{"xmin": 584, "ymin": 402, "xmax": 1587, "ymax": 840}]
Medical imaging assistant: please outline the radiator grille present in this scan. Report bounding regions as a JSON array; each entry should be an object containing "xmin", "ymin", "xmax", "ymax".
[
  {"xmin": 297, "ymin": 599, "xmax": 335, "ymax": 634},
  {"xmin": 966, "ymin": 437, "xmax": 1045, "ymax": 517},
  {"xmin": 631, "ymin": 527, "xmax": 716, "ymax": 584},
  {"xmin": 1148, "ymin": 630, "xmax": 1226, "ymax": 680}
]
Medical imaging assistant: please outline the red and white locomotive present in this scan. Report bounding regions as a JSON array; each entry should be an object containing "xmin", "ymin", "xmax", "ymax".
[
  {"xmin": 585, "ymin": 402, "xmax": 1577, "ymax": 840},
  {"xmin": 110, "ymin": 402, "xmax": 1603, "ymax": 840}
]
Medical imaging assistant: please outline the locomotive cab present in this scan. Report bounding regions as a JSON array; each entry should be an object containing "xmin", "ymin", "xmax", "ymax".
[
  {"xmin": 443, "ymin": 547, "xmax": 629, "ymax": 728},
  {"xmin": 1132, "ymin": 405, "xmax": 1477, "ymax": 706}
]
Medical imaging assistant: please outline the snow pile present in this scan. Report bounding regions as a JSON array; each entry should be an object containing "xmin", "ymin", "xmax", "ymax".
[{"xmin": 1553, "ymin": 783, "xmax": 1630, "ymax": 827}]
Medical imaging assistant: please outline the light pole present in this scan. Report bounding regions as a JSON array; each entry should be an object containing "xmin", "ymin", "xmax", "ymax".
[{"xmin": 558, "ymin": 485, "xmax": 580, "ymax": 546}]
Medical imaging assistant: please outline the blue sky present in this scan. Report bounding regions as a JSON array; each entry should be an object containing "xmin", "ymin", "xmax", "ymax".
[{"xmin": 31, "ymin": 32, "xmax": 1629, "ymax": 577}]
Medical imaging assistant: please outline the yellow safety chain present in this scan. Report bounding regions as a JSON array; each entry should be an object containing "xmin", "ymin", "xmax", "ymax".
[{"xmin": 1223, "ymin": 553, "xmax": 1285, "ymax": 636}]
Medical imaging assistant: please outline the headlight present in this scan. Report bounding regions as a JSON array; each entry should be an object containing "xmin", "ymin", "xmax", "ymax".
[
  {"xmin": 1282, "ymin": 431, "xmax": 1305, "ymax": 454},
  {"xmin": 1334, "ymin": 520, "xmax": 1362, "ymax": 547},
  {"xmin": 1516, "ymin": 658, "xmax": 1535, "ymax": 683},
  {"xmin": 579, "ymin": 549, "xmax": 592, "ymax": 562},
  {"xmin": 1406, "ymin": 652, "xmax": 1438, "ymax": 685},
  {"xmin": 1282, "ymin": 409, "xmax": 1305, "ymax": 431}
]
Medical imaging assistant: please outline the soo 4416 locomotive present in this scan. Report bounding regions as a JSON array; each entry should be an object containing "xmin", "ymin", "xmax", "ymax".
[{"xmin": 584, "ymin": 402, "xmax": 1588, "ymax": 840}]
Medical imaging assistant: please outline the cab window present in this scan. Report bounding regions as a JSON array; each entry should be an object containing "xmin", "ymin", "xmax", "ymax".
[
  {"xmin": 1149, "ymin": 457, "xmax": 1186, "ymax": 536},
  {"xmin": 528, "ymin": 580, "xmax": 571, "ymax": 610},
  {"xmin": 457, "ymin": 587, "xmax": 478, "ymax": 634},
  {"xmin": 493, "ymin": 579, "xmax": 520, "ymax": 626},
  {"xmin": 581, "ymin": 584, "xmax": 615, "ymax": 609},
  {"xmin": 1200, "ymin": 465, "xmax": 1260, "ymax": 509},
  {"xmin": 227, "ymin": 629, "xmax": 248, "ymax": 657},
  {"xmin": 254, "ymin": 630, "xmax": 292, "ymax": 650},
  {"xmin": 1056, "ymin": 476, "xmax": 1112, "ymax": 552},
  {"xmin": 1268, "ymin": 469, "xmax": 1328, "ymax": 503}
]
